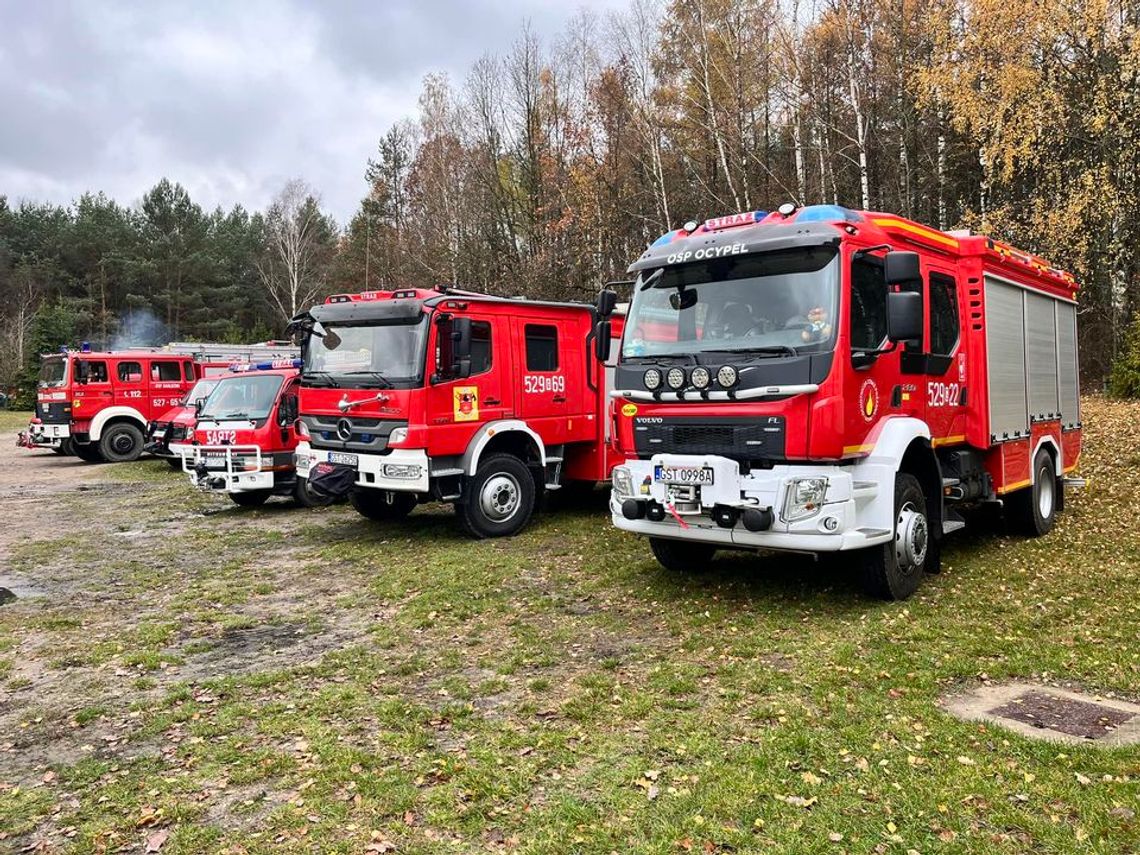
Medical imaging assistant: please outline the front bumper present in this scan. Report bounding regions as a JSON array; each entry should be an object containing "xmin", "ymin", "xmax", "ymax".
[
  {"xmin": 611, "ymin": 454, "xmax": 889, "ymax": 552},
  {"xmin": 181, "ymin": 444, "xmax": 276, "ymax": 493},
  {"xmin": 22, "ymin": 421, "xmax": 70, "ymax": 449},
  {"xmin": 296, "ymin": 442, "xmax": 430, "ymax": 494}
]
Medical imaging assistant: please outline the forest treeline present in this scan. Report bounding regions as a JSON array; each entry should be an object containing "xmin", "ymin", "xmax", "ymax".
[{"xmin": 2, "ymin": 0, "xmax": 1138, "ymax": 399}]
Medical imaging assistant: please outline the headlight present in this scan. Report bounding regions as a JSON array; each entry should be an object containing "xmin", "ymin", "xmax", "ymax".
[
  {"xmin": 783, "ymin": 477, "xmax": 828, "ymax": 522},
  {"xmin": 666, "ymin": 367, "xmax": 686, "ymax": 390},
  {"xmin": 389, "ymin": 427, "xmax": 408, "ymax": 445},
  {"xmin": 612, "ymin": 466, "xmax": 634, "ymax": 500},
  {"xmin": 717, "ymin": 365, "xmax": 738, "ymax": 387},
  {"xmin": 382, "ymin": 463, "xmax": 422, "ymax": 480},
  {"xmin": 643, "ymin": 368, "xmax": 662, "ymax": 391},
  {"xmin": 690, "ymin": 367, "xmax": 710, "ymax": 389}
]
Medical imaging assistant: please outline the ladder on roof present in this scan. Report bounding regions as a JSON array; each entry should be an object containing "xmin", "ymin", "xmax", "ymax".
[{"xmin": 148, "ymin": 341, "xmax": 299, "ymax": 362}]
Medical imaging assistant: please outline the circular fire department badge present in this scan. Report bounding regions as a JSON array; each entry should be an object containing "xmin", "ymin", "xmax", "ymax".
[
  {"xmin": 859, "ymin": 379, "xmax": 879, "ymax": 422},
  {"xmin": 621, "ymin": 403, "xmax": 638, "ymax": 417}
]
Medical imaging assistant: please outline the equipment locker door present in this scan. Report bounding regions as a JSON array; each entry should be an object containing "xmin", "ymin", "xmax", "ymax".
[{"xmin": 511, "ymin": 316, "xmax": 589, "ymax": 448}]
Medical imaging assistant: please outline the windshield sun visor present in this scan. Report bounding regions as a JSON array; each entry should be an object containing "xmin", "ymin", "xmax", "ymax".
[
  {"xmin": 627, "ymin": 221, "xmax": 841, "ymax": 274},
  {"xmin": 310, "ymin": 299, "xmax": 425, "ymax": 325}
]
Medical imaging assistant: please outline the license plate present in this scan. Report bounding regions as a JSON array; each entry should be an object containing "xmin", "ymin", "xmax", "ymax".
[
  {"xmin": 329, "ymin": 451, "xmax": 359, "ymax": 467},
  {"xmin": 654, "ymin": 465, "xmax": 714, "ymax": 485}
]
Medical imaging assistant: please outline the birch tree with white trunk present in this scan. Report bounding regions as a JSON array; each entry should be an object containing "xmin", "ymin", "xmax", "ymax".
[{"xmin": 256, "ymin": 180, "xmax": 337, "ymax": 322}]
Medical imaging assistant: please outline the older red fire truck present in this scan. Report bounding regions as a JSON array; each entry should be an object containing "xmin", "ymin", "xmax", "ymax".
[
  {"xmin": 22, "ymin": 342, "xmax": 297, "ymax": 463},
  {"xmin": 601, "ymin": 204, "xmax": 1081, "ymax": 600},
  {"xmin": 290, "ymin": 288, "xmax": 622, "ymax": 536},
  {"xmin": 180, "ymin": 360, "xmax": 331, "ymax": 507}
]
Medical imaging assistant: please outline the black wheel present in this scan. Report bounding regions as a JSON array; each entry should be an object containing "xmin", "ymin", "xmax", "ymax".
[
  {"xmin": 648, "ymin": 537, "xmax": 717, "ymax": 572},
  {"xmin": 73, "ymin": 441, "xmax": 104, "ymax": 463},
  {"xmin": 350, "ymin": 488, "xmax": 417, "ymax": 521},
  {"xmin": 99, "ymin": 422, "xmax": 144, "ymax": 463},
  {"xmin": 862, "ymin": 472, "xmax": 932, "ymax": 601},
  {"xmin": 294, "ymin": 476, "xmax": 336, "ymax": 508},
  {"xmin": 229, "ymin": 490, "xmax": 272, "ymax": 507},
  {"xmin": 165, "ymin": 457, "xmax": 183, "ymax": 471},
  {"xmin": 457, "ymin": 453, "xmax": 536, "ymax": 538},
  {"xmin": 55, "ymin": 439, "xmax": 74, "ymax": 456},
  {"xmin": 1007, "ymin": 450, "xmax": 1057, "ymax": 537}
]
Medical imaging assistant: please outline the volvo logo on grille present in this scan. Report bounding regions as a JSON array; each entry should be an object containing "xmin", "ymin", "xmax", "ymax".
[{"xmin": 336, "ymin": 418, "xmax": 353, "ymax": 441}]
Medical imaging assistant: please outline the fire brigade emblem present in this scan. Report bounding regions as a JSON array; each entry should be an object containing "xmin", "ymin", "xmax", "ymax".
[
  {"xmin": 453, "ymin": 386, "xmax": 479, "ymax": 422},
  {"xmin": 859, "ymin": 379, "xmax": 879, "ymax": 422},
  {"xmin": 621, "ymin": 403, "xmax": 638, "ymax": 417}
]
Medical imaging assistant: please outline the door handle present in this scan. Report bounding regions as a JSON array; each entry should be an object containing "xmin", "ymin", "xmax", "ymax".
[
  {"xmin": 553, "ymin": 395, "xmax": 566, "ymax": 403},
  {"xmin": 483, "ymin": 397, "xmax": 501, "ymax": 405}
]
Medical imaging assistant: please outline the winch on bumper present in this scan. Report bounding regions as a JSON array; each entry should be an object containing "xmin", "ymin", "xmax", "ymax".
[
  {"xmin": 182, "ymin": 445, "xmax": 275, "ymax": 493},
  {"xmin": 610, "ymin": 454, "xmax": 890, "ymax": 552},
  {"xmin": 295, "ymin": 441, "xmax": 430, "ymax": 494}
]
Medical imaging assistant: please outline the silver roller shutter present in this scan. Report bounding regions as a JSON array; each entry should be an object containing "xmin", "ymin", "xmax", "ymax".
[
  {"xmin": 1026, "ymin": 292, "xmax": 1059, "ymax": 419},
  {"xmin": 1056, "ymin": 302, "xmax": 1080, "ymax": 428},
  {"xmin": 984, "ymin": 277, "xmax": 1029, "ymax": 440}
]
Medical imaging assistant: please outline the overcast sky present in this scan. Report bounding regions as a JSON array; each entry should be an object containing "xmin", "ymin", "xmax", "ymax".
[{"xmin": 0, "ymin": 0, "xmax": 627, "ymax": 226}]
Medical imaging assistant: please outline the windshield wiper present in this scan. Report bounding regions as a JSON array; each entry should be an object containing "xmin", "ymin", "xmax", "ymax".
[
  {"xmin": 303, "ymin": 371, "xmax": 340, "ymax": 388},
  {"xmin": 219, "ymin": 411, "xmax": 251, "ymax": 419},
  {"xmin": 715, "ymin": 345, "xmax": 800, "ymax": 358},
  {"xmin": 342, "ymin": 371, "xmax": 394, "ymax": 388}
]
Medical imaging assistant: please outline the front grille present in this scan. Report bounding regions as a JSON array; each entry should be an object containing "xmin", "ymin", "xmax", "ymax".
[
  {"xmin": 633, "ymin": 416, "xmax": 786, "ymax": 461},
  {"xmin": 35, "ymin": 401, "xmax": 71, "ymax": 423},
  {"xmin": 302, "ymin": 414, "xmax": 407, "ymax": 453}
]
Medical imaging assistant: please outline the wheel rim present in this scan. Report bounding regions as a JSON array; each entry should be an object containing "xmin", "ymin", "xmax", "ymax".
[
  {"xmin": 110, "ymin": 432, "xmax": 135, "ymax": 455},
  {"xmin": 1037, "ymin": 466, "xmax": 1054, "ymax": 518},
  {"xmin": 479, "ymin": 473, "xmax": 521, "ymax": 522},
  {"xmin": 895, "ymin": 500, "xmax": 928, "ymax": 574}
]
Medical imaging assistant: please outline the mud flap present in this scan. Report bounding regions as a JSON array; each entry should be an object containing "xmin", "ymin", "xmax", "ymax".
[{"xmin": 307, "ymin": 462, "xmax": 357, "ymax": 499}]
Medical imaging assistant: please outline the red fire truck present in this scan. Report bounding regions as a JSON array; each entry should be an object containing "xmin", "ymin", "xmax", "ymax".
[
  {"xmin": 21, "ymin": 342, "xmax": 297, "ymax": 463},
  {"xmin": 290, "ymin": 288, "xmax": 622, "ymax": 536},
  {"xmin": 180, "ymin": 360, "xmax": 331, "ymax": 507},
  {"xmin": 145, "ymin": 376, "xmax": 223, "ymax": 468},
  {"xmin": 601, "ymin": 204, "xmax": 1081, "ymax": 599}
]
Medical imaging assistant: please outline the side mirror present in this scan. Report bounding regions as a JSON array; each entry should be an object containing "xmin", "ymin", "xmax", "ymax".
[
  {"xmin": 594, "ymin": 320, "xmax": 613, "ymax": 362},
  {"xmin": 278, "ymin": 396, "xmax": 298, "ymax": 426},
  {"xmin": 193, "ymin": 397, "xmax": 206, "ymax": 414},
  {"xmin": 884, "ymin": 250, "xmax": 921, "ymax": 285},
  {"xmin": 887, "ymin": 291, "xmax": 923, "ymax": 342},
  {"xmin": 452, "ymin": 317, "xmax": 472, "ymax": 380},
  {"xmin": 596, "ymin": 289, "xmax": 617, "ymax": 318}
]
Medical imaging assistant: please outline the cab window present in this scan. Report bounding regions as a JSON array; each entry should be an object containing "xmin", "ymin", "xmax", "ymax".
[
  {"xmin": 525, "ymin": 324, "xmax": 558, "ymax": 371},
  {"xmin": 117, "ymin": 361, "xmax": 143, "ymax": 383},
  {"xmin": 850, "ymin": 256, "xmax": 888, "ymax": 352},
  {"xmin": 151, "ymin": 360, "xmax": 181, "ymax": 382},
  {"xmin": 83, "ymin": 361, "xmax": 109, "ymax": 383},
  {"xmin": 470, "ymin": 321, "xmax": 492, "ymax": 375},
  {"xmin": 929, "ymin": 273, "xmax": 959, "ymax": 356}
]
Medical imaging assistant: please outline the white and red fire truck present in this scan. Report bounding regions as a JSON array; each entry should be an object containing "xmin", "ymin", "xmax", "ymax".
[
  {"xmin": 601, "ymin": 204, "xmax": 1081, "ymax": 599},
  {"xmin": 21, "ymin": 342, "xmax": 297, "ymax": 463},
  {"xmin": 290, "ymin": 288, "xmax": 623, "ymax": 537},
  {"xmin": 180, "ymin": 360, "xmax": 331, "ymax": 507}
]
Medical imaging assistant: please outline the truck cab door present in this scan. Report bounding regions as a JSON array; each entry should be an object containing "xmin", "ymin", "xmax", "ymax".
[
  {"xmin": 113, "ymin": 359, "xmax": 146, "ymax": 411},
  {"xmin": 917, "ymin": 270, "xmax": 967, "ymax": 442},
  {"xmin": 512, "ymin": 316, "xmax": 588, "ymax": 448},
  {"xmin": 426, "ymin": 314, "xmax": 510, "ymax": 457}
]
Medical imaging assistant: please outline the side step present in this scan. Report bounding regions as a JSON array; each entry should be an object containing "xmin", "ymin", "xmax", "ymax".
[
  {"xmin": 942, "ymin": 508, "xmax": 966, "ymax": 535},
  {"xmin": 1063, "ymin": 476, "xmax": 1087, "ymax": 489}
]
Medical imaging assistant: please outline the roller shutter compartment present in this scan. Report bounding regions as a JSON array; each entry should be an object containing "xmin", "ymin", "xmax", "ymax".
[{"xmin": 984, "ymin": 277, "xmax": 1029, "ymax": 440}]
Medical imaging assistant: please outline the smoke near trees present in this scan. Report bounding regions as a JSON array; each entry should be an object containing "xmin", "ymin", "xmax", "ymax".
[{"xmin": 1, "ymin": 0, "xmax": 1138, "ymax": 399}]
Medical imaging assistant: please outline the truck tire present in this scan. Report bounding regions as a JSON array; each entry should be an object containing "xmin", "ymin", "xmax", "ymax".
[
  {"xmin": 1008, "ymin": 450, "xmax": 1057, "ymax": 537},
  {"xmin": 55, "ymin": 439, "xmax": 74, "ymax": 456},
  {"xmin": 649, "ymin": 537, "xmax": 717, "ymax": 572},
  {"xmin": 458, "ymin": 453, "xmax": 536, "ymax": 538},
  {"xmin": 350, "ymin": 489, "xmax": 417, "ymax": 521},
  {"xmin": 862, "ymin": 472, "xmax": 931, "ymax": 601},
  {"xmin": 294, "ymin": 476, "xmax": 336, "ymax": 508},
  {"xmin": 230, "ymin": 490, "xmax": 272, "ymax": 507},
  {"xmin": 165, "ymin": 457, "xmax": 183, "ymax": 471},
  {"xmin": 99, "ymin": 422, "xmax": 144, "ymax": 462},
  {"xmin": 73, "ymin": 441, "xmax": 104, "ymax": 463}
]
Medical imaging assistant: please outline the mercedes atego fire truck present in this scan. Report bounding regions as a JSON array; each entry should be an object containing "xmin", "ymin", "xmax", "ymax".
[
  {"xmin": 180, "ymin": 360, "xmax": 331, "ymax": 507},
  {"xmin": 22, "ymin": 341, "xmax": 297, "ymax": 463},
  {"xmin": 290, "ymin": 288, "xmax": 623, "ymax": 537},
  {"xmin": 600, "ymin": 204, "xmax": 1082, "ymax": 600}
]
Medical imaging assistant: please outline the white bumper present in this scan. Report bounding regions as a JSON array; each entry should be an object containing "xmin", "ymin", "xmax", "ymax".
[
  {"xmin": 27, "ymin": 422, "xmax": 70, "ymax": 447},
  {"xmin": 296, "ymin": 442, "xmax": 431, "ymax": 494},
  {"xmin": 611, "ymin": 454, "xmax": 890, "ymax": 553},
  {"xmin": 181, "ymin": 445, "xmax": 276, "ymax": 493}
]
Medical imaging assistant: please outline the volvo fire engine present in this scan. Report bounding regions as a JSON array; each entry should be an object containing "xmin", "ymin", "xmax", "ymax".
[
  {"xmin": 600, "ymin": 204, "xmax": 1081, "ymax": 600},
  {"xmin": 21, "ymin": 342, "xmax": 297, "ymax": 463},
  {"xmin": 290, "ymin": 288, "xmax": 622, "ymax": 537},
  {"xmin": 180, "ymin": 360, "xmax": 331, "ymax": 507}
]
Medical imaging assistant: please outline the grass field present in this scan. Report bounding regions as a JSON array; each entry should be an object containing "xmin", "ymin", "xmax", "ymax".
[{"xmin": 0, "ymin": 401, "xmax": 1138, "ymax": 854}]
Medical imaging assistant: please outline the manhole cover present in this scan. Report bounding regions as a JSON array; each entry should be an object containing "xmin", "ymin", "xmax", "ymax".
[
  {"xmin": 942, "ymin": 682, "xmax": 1140, "ymax": 746},
  {"xmin": 988, "ymin": 691, "xmax": 1134, "ymax": 740}
]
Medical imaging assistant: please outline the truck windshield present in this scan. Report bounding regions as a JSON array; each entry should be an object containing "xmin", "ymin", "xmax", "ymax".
[
  {"xmin": 38, "ymin": 358, "xmax": 68, "ymax": 388},
  {"xmin": 622, "ymin": 246, "xmax": 839, "ymax": 359},
  {"xmin": 181, "ymin": 378, "xmax": 218, "ymax": 406},
  {"xmin": 303, "ymin": 318, "xmax": 428, "ymax": 386},
  {"xmin": 199, "ymin": 374, "xmax": 285, "ymax": 421}
]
